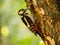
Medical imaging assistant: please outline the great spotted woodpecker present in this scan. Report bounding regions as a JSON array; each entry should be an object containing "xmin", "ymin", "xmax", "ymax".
[{"xmin": 18, "ymin": 8, "xmax": 41, "ymax": 36}]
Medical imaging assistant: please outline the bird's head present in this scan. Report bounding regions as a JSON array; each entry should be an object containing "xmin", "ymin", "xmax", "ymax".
[
  {"xmin": 18, "ymin": 9, "xmax": 25, "ymax": 16},
  {"xmin": 18, "ymin": 7, "xmax": 30, "ymax": 16}
]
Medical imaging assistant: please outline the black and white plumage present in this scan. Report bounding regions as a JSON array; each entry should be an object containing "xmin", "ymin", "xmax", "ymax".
[
  {"xmin": 18, "ymin": 8, "xmax": 33, "ymax": 28},
  {"xmin": 18, "ymin": 8, "xmax": 41, "ymax": 36}
]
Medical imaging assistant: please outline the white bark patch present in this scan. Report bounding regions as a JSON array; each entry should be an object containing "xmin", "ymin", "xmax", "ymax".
[
  {"xmin": 46, "ymin": 36, "xmax": 55, "ymax": 45},
  {"xmin": 32, "ymin": 0, "xmax": 37, "ymax": 6},
  {"xmin": 40, "ymin": 8, "xmax": 45, "ymax": 15},
  {"xmin": 58, "ymin": 36, "xmax": 60, "ymax": 42}
]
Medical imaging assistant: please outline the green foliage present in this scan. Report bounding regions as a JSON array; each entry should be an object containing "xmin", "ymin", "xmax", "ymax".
[{"xmin": 0, "ymin": 0, "xmax": 44, "ymax": 45}]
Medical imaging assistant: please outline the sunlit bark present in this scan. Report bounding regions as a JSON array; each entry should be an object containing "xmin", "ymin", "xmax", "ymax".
[{"xmin": 25, "ymin": 0, "xmax": 60, "ymax": 45}]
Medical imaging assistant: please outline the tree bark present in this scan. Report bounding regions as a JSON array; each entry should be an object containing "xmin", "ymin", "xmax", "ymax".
[{"xmin": 25, "ymin": 0, "xmax": 60, "ymax": 45}]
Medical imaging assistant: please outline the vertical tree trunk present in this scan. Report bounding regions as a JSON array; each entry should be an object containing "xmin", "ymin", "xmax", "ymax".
[{"xmin": 25, "ymin": 0, "xmax": 60, "ymax": 45}]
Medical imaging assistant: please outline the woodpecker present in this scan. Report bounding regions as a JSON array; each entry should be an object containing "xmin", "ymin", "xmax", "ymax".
[{"xmin": 18, "ymin": 8, "xmax": 41, "ymax": 36}]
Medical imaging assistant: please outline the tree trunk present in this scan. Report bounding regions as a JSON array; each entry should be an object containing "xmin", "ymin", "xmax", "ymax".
[{"xmin": 25, "ymin": 0, "xmax": 60, "ymax": 45}]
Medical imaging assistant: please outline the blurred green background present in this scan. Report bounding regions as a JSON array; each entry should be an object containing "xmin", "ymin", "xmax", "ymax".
[{"xmin": 0, "ymin": 0, "xmax": 44, "ymax": 45}]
